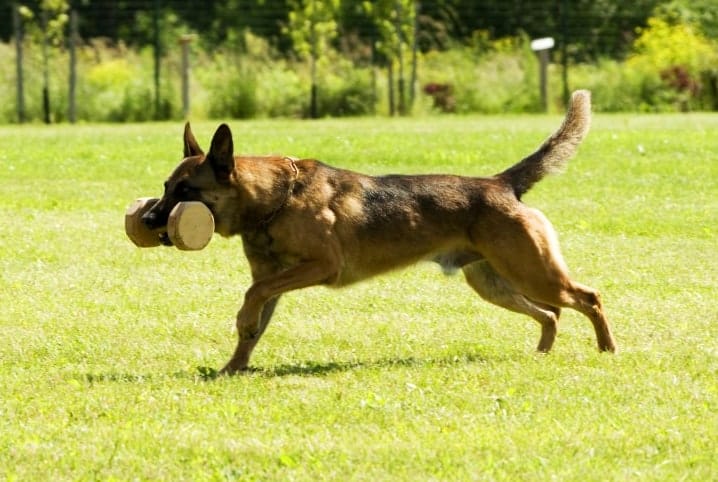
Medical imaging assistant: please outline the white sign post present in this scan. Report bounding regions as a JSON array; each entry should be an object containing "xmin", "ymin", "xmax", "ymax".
[{"xmin": 531, "ymin": 37, "xmax": 555, "ymax": 112}]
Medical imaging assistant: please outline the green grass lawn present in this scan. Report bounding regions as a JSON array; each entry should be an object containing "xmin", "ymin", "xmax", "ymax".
[{"xmin": 1, "ymin": 113, "xmax": 716, "ymax": 480}]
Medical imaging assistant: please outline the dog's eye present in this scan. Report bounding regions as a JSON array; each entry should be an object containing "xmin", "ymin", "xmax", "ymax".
[{"xmin": 176, "ymin": 183, "xmax": 193, "ymax": 197}]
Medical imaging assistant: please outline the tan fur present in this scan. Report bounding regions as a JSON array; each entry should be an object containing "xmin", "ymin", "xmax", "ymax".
[{"xmin": 141, "ymin": 90, "xmax": 616, "ymax": 374}]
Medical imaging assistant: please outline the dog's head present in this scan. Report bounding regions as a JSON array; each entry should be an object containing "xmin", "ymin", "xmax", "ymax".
[{"xmin": 142, "ymin": 122, "xmax": 237, "ymax": 245}]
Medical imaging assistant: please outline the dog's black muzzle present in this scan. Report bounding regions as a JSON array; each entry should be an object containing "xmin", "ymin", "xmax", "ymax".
[
  {"xmin": 141, "ymin": 209, "xmax": 165, "ymax": 230},
  {"xmin": 141, "ymin": 209, "xmax": 173, "ymax": 246}
]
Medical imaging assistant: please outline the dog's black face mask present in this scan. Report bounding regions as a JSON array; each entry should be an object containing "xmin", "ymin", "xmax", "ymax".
[
  {"xmin": 142, "ymin": 122, "xmax": 237, "ymax": 243},
  {"xmin": 141, "ymin": 199, "xmax": 173, "ymax": 246},
  {"xmin": 141, "ymin": 158, "xmax": 206, "ymax": 245}
]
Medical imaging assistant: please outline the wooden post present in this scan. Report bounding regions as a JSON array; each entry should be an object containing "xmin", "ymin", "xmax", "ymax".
[
  {"xmin": 538, "ymin": 49, "xmax": 549, "ymax": 111},
  {"xmin": 408, "ymin": 1, "xmax": 419, "ymax": 113},
  {"xmin": 560, "ymin": 0, "xmax": 570, "ymax": 107},
  {"xmin": 153, "ymin": 0, "xmax": 161, "ymax": 119},
  {"xmin": 13, "ymin": 3, "xmax": 25, "ymax": 123},
  {"xmin": 395, "ymin": 0, "xmax": 405, "ymax": 115},
  {"xmin": 530, "ymin": 37, "xmax": 554, "ymax": 113},
  {"xmin": 387, "ymin": 61, "xmax": 395, "ymax": 116},
  {"xmin": 68, "ymin": 10, "xmax": 78, "ymax": 123},
  {"xmin": 41, "ymin": 8, "xmax": 51, "ymax": 124},
  {"xmin": 370, "ymin": 42, "xmax": 377, "ymax": 111},
  {"xmin": 309, "ymin": 0, "xmax": 318, "ymax": 119},
  {"xmin": 179, "ymin": 35, "xmax": 194, "ymax": 118}
]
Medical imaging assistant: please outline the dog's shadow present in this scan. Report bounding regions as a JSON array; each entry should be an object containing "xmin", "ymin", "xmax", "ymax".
[
  {"xmin": 202, "ymin": 350, "xmax": 490, "ymax": 380},
  {"xmin": 78, "ymin": 350, "xmax": 490, "ymax": 384}
]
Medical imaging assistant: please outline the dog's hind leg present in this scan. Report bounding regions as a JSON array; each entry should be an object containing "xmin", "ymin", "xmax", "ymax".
[
  {"xmin": 557, "ymin": 281, "xmax": 616, "ymax": 353},
  {"xmin": 473, "ymin": 207, "xmax": 616, "ymax": 353},
  {"xmin": 463, "ymin": 261, "xmax": 561, "ymax": 352}
]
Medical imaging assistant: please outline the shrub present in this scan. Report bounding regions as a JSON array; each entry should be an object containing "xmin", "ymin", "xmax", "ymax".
[
  {"xmin": 3, "ymin": 17, "xmax": 717, "ymax": 123},
  {"xmin": 314, "ymin": 55, "xmax": 376, "ymax": 117},
  {"xmin": 567, "ymin": 59, "xmax": 658, "ymax": 112},
  {"xmin": 196, "ymin": 34, "xmax": 377, "ymax": 119},
  {"xmin": 195, "ymin": 32, "xmax": 307, "ymax": 119},
  {"xmin": 198, "ymin": 55, "xmax": 259, "ymax": 119},
  {"xmin": 420, "ymin": 36, "xmax": 541, "ymax": 114},
  {"xmin": 75, "ymin": 46, "xmax": 177, "ymax": 122},
  {"xmin": 255, "ymin": 64, "xmax": 306, "ymax": 118},
  {"xmin": 0, "ymin": 40, "xmax": 73, "ymax": 123},
  {"xmin": 0, "ymin": 42, "xmax": 21, "ymax": 123},
  {"xmin": 626, "ymin": 16, "xmax": 718, "ymax": 111}
]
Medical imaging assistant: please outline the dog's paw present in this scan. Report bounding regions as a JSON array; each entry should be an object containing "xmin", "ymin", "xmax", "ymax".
[
  {"xmin": 196, "ymin": 365, "xmax": 220, "ymax": 380},
  {"xmin": 218, "ymin": 361, "xmax": 252, "ymax": 376}
]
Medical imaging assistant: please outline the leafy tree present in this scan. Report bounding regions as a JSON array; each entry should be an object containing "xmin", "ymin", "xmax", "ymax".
[
  {"xmin": 653, "ymin": 0, "xmax": 718, "ymax": 38},
  {"xmin": 17, "ymin": 0, "xmax": 69, "ymax": 46},
  {"xmin": 630, "ymin": 16, "xmax": 717, "ymax": 74},
  {"xmin": 363, "ymin": 0, "xmax": 417, "ymax": 114},
  {"xmin": 14, "ymin": 0, "xmax": 69, "ymax": 122},
  {"xmin": 627, "ymin": 15, "xmax": 718, "ymax": 110},
  {"xmin": 285, "ymin": 0, "xmax": 340, "ymax": 117}
]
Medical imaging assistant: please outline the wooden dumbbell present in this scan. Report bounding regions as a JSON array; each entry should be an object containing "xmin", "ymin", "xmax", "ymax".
[
  {"xmin": 167, "ymin": 201, "xmax": 215, "ymax": 251},
  {"xmin": 125, "ymin": 197, "xmax": 162, "ymax": 247}
]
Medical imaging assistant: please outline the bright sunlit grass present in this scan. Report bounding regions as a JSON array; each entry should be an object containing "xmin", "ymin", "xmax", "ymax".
[{"xmin": 1, "ymin": 113, "xmax": 717, "ymax": 480}]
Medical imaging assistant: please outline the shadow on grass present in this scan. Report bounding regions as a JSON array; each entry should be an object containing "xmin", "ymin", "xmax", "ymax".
[
  {"xmin": 74, "ymin": 350, "xmax": 491, "ymax": 383},
  {"xmin": 199, "ymin": 349, "xmax": 492, "ymax": 380},
  {"xmin": 260, "ymin": 352, "xmax": 490, "ymax": 377}
]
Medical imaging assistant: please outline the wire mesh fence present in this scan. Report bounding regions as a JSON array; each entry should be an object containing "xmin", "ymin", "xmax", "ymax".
[{"xmin": 1, "ymin": 0, "xmax": 716, "ymax": 123}]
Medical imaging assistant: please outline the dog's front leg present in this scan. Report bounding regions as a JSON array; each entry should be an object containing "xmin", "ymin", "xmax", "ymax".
[
  {"xmin": 220, "ymin": 261, "xmax": 338, "ymax": 374},
  {"xmin": 218, "ymin": 296, "xmax": 279, "ymax": 375}
]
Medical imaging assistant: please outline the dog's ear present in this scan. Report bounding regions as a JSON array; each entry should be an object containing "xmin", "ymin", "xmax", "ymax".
[
  {"xmin": 207, "ymin": 123, "xmax": 234, "ymax": 182},
  {"xmin": 183, "ymin": 122, "xmax": 204, "ymax": 157}
]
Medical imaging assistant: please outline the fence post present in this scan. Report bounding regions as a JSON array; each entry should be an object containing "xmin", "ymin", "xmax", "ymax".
[
  {"xmin": 153, "ymin": 0, "xmax": 161, "ymax": 119},
  {"xmin": 387, "ymin": 61, "xmax": 395, "ymax": 116},
  {"xmin": 13, "ymin": 2, "xmax": 25, "ymax": 123},
  {"xmin": 179, "ymin": 34, "xmax": 194, "ymax": 118},
  {"xmin": 41, "ymin": 8, "xmax": 51, "ymax": 123},
  {"xmin": 68, "ymin": 9, "xmax": 78, "ymax": 123},
  {"xmin": 560, "ymin": 0, "xmax": 570, "ymax": 107},
  {"xmin": 408, "ymin": 1, "xmax": 419, "ymax": 112},
  {"xmin": 395, "ymin": 0, "xmax": 405, "ymax": 115},
  {"xmin": 309, "ymin": 0, "xmax": 318, "ymax": 119},
  {"xmin": 530, "ymin": 37, "xmax": 554, "ymax": 112}
]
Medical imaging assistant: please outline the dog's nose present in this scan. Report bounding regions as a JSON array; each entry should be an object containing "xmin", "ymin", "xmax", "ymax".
[{"xmin": 141, "ymin": 210, "xmax": 160, "ymax": 229}]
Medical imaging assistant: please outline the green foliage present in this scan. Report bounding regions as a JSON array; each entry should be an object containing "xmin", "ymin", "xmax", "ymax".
[
  {"xmin": 196, "ymin": 31, "xmax": 377, "ymax": 119},
  {"xmin": 628, "ymin": 17, "xmax": 717, "ymax": 75},
  {"xmin": 567, "ymin": 13, "xmax": 718, "ymax": 112},
  {"xmin": 0, "ymin": 40, "xmax": 72, "ymax": 122},
  {"xmin": 421, "ymin": 36, "xmax": 541, "ymax": 114},
  {"xmin": 81, "ymin": 56, "xmax": 159, "ymax": 122},
  {"xmin": 654, "ymin": 0, "xmax": 718, "ymax": 38},
  {"xmin": 313, "ymin": 55, "xmax": 377, "ymax": 117},
  {"xmin": 630, "ymin": 15, "xmax": 718, "ymax": 111},
  {"xmin": 363, "ymin": 0, "xmax": 416, "ymax": 61},
  {"xmin": 567, "ymin": 60, "xmax": 654, "ymax": 112},
  {"xmin": 3, "ymin": 1, "xmax": 718, "ymax": 123},
  {"xmin": 18, "ymin": 0, "xmax": 69, "ymax": 47},
  {"xmin": 0, "ymin": 37, "xmax": 180, "ymax": 123},
  {"xmin": 0, "ymin": 43, "xmax": 15, "ymax": 122},
  {"xmin": 255, "ymin": 67, "xmax": 307, "ymax": 118},
  {"xmin": 285, "ymin": 0, "xmax": 340, "ymax": 59},
  {"xmin": 199, "ymin": 55, "xmax": 260, "ymax": 119},
  {"xmin": 199, "ymin": 32, "xmax": 304, "ymax": 119}
]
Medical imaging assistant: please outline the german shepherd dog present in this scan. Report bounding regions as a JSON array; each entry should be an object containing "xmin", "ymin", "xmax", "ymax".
[{"xmin": 142, "ymin": 90, "xmax": 616, "ymax": 374}]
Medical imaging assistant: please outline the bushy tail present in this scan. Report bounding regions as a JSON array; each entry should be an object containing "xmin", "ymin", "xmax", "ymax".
[{"xmin": 499, "ymin": 90, "xmax": 591, "ymax": 200}]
